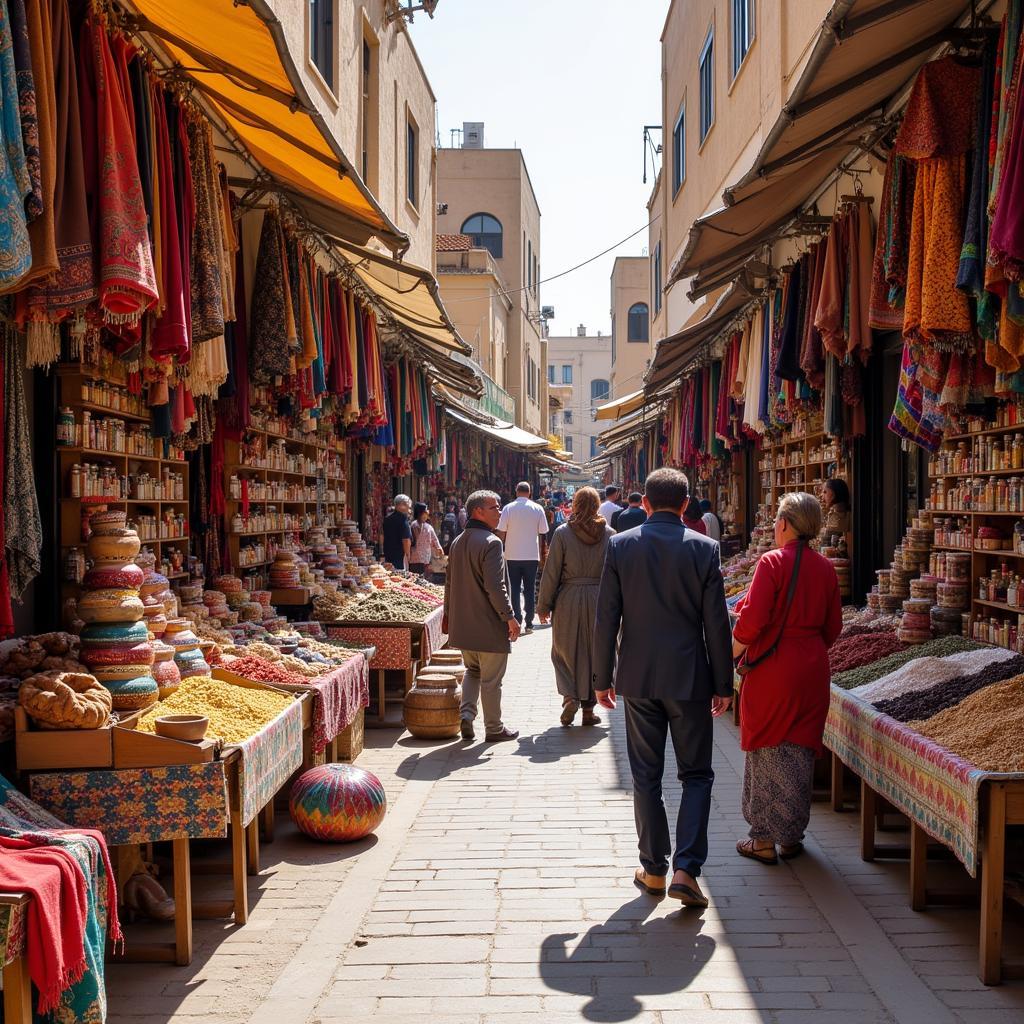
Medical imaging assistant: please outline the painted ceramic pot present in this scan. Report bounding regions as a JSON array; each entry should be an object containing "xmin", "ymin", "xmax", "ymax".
[
  {"xmin": 77, "ymin": 589, "xmax": 145, "ymax": 625},
  {"xmin": 143, "ymin": 604, "xmax": 168, "ymax": 639},
  {"xmin": 163, "ymin": 619, "xmax": 200, "ymax": 650},
  {"xmin": 80, "ymin": 621, "xmax": 151, "ymax": 647},
  {"xmin": 88, "ymin": 509, "xmax": 128, "ymax": 534},
  {"xmin": 79, "ymin": 640, "xmax": 154, "ymax": 669},
  {"xmin": 87, "ymin": 531, "xmax": 141, "ymax": 563},
  {"xmin": 102, "ymin": 675, "xmax": 159, "ymax": 711},
  {"xmin": 91, "ymin": 663, "xmax": 157, "ymax": 684},
  {"xmin": 140, "ymin": 572, "xmax": 170, "ymax": 601},
  {"xmin": 151, "ymin": 643, "xmax": 181, "ymax": 699},
  {"xmin": 176, "ymin": 654, "xmax": 211, "ymax": 681},
  {"xmin": 83, "ymin": 563, "xmax": 145, "ymax": 591}
]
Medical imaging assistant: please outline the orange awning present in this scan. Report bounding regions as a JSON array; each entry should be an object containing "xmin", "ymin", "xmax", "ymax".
[{"xmin": 126, "ymin": 0, "xmax": 408, "ymax": 253}]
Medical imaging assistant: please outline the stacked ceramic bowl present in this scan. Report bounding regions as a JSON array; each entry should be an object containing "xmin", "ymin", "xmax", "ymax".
[
  {"xmin": 78, "ymin": 511, "xmax": 158, "ymax": 711},
  {"xmin": 163, "ymin": 618, "xmax": 211, "ymax": 681}
]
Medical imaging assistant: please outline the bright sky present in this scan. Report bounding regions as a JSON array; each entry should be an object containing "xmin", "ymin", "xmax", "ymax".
[{"xmin": 409, "ymin": 0, "xmax": 665, "ymax": 337}]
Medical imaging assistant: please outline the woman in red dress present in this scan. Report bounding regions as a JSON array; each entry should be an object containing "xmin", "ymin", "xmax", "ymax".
[{"xmin": 732, "ymin": 492, "xmax": 842, "ymax": 863}]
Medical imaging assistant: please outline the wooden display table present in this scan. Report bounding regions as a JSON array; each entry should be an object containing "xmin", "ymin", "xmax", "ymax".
[
  {"xmin": 326, "ymin": 607, "xmax": 446, "ymax": 724},
  {"xmin": 0, "ymin": 892, "xmax": 30, "ymax": 1024},
  {"xmin": 825, "ymin": 684, "xmax": 1024, "ymax": 983}
]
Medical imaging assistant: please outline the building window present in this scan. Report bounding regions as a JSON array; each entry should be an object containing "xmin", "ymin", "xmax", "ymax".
[
  {"xmin": 547, "ymin": 364, "xmax": 554, "ymax": 384},
  {"xmin": 653, "ymin": 243, "xmax": 662, "ymax": 316},
  {"xmin": 591, "ymin": 379, "xmax": 610, "ymax": 403},
  {"xmin": 699, "ymin": 27, "xmax": 714, "ymax": 143},
  {"xmin": 460, "ymin": 213, "xmax": 503, "ymax": 260},
  {"xmin": 562, "ymin": 365, "xmax": 573, "ymax": 385},
  {"xmin": 528, "ymin": 240, "xmax": 533, "ymax": 290},
  {"xmin": 406, "ymin": 117, "xmax": 418, "ymax": 207},
  {"xmin": 564, "ymin": 435, "xmax": 574, "ymax": 454},
  {"xmin": 309, "ymin": 0, "xmax": 334, "ymax": 88},
  {"xmin": 563, "ymin": 410, "xmax": 573, "ymax": 425},
  {"xmin": 590, "ymin": 436, "xmax": 601, "ymax": 458},
  {"xmin": 627, "ymin": 303, "xmax": 649, "ymax": 343},
  {"xmin": 361, "ymin": 40, "xmax": 370, "ymax": 180},
  {"xmin": 672, "ymin": 107, "xmax": 685, "ymax": 195},
  {"xmin": 732, "ymin": 0, "xmax": 755, "ymax": 77}
]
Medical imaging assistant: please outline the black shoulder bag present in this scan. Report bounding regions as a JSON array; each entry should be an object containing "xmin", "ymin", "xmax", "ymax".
[{"xmin": 734, "ymin": 541, "xmax": 804, "ymax": 677}]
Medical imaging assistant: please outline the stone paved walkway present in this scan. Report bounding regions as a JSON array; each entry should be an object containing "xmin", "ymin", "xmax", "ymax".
[{"xmin": 107, "ymin": 628, "xmax": 1024, "ymax": 1024}]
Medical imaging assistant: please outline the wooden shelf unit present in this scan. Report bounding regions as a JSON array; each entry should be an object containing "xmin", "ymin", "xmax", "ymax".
[
  {"xmin": 225, "ymin": 425, "xmax": 347, "ymax": 583},
  {"xmin": 757, "ymin": 427, "xmax": 847, "ymax": 510},
  {"xmin": 57, "ymin": 367, "xmax": 192, "ymax": 602},
  {"xmin": 926, "ymin": 421, "xmax": 1024, "ymax": 647}
]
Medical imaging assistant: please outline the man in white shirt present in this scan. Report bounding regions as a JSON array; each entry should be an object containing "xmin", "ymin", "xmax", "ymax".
[
  {"xmin": 699, "ymin": 498, "xmax": 722, "ymax": 542},
  {"xmin": 496, "ymin": 482, "xmax": 549, "ymax": 635},
  {"xmin": 598, "ymin": 485, "xmax": 623, "ymax": 525}
]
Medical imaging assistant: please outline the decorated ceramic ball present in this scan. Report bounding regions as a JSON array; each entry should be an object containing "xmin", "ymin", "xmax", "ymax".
[{"xmin": 288, "ymin": 764, "xmax": 387, "ymax": 842}]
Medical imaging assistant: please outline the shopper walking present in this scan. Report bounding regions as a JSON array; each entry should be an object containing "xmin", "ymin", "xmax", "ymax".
[
  {"xmin": 732, "ymin": 492, "xmax": 842, "ymax": 864},
  {"xmin": 614, "ymin": 491, "xmax": 647, "ymax": 533},
  {"xmin": 382, "ymin": 494, "xmax": 412, "ymax": 569},
  {"xmin": 409, "ymin": 502, "xmax": 443, "ymax": 576},
  {"xmin": 682, "ymin": 499, "xmax": 707, "ymax": 535},
  {"xmin": 594, "ymin": 468, "xmax": 733, "ymax": 907},
  {"xmin": 438, "ymin": 502, "xmax": 462, "ymax": 551},
  {"xmin": 699, "ymin": 498, "xmax": 722, "ymax": 542},
  {"xmin": 442, "ymin": 490, "xmax": 520, "ymax": 742},
  {"xmin": 496, "ymin": 482, "xmax": 549, "ymax": 635},
  {"xmin": 536, "ymin": 487, "xmax": 612, "ymax": 728},
  {"xmin": 598, "ymin": 485, "xmax": 622, "ymax": 524}
]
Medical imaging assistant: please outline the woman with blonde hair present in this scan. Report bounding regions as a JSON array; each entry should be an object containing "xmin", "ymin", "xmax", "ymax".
[
  {"xmin": 538, "ymin": 486, "xmax": 614, "ymax": 726},
  {"xmin": 731, "ymin": 492, "xmax": 842, "ymax": 863}
]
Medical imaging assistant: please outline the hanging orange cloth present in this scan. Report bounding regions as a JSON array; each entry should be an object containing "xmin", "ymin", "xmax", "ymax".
[{"xmin": 814, "ymin": 218, "xmax": 846, "ymax": 357}]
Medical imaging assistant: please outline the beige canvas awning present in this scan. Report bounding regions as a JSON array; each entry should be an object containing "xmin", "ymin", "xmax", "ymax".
[
  {"xmin": 445, "ymin": 408, "xmax": 551, "ymax": 453},
  {"xmin": 594, "ymin": 389, "xmax": 646, "ymax": 422},
  {"xmin": 671, "ymin": 0, "xmax": 977, "ymax": 295},
  {"xmin": 125, "ymin": 0, "xmax": 408, "ymax": 253}
]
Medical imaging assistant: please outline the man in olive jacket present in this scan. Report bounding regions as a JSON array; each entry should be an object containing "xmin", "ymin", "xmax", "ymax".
[
  {"xmin": 594, "ymin": 467, "xmax": 733, "ymax": 908},
  {"xmin": 442, "ymin": 490, "xmax": 521, "ymax": 742}
]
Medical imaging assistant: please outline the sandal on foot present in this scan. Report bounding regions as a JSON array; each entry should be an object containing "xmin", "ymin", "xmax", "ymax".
[
  {"xmin": 779, "ymin": 842, "xmax": 804, "ymax": 860},
  {"xmin": 560, "ymin": 699, "xmax": 578, "ymax": 727},
  {"xmin": 736, "ymin": 838, "xmax": 778, "ymax": 864},
  {"xmin": 633, "ymin": 868, "xmax": 667, "ymax": 897},
  {"xmin": 667, "ymin": 879, "xmax": 709, "ymax": 908}
]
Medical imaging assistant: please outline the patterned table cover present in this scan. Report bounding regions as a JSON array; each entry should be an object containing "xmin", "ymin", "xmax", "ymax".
[
  {"xmin": 232, "ymin": 697, "xmax": 303, "ymax": 826},
  {"xmin": 28, "ymin": 763, "xmax": 230, "ymax": 845},
  {"xmin": 305, "ymin": 655, "xmax": 370, "ymax": 754},
  {"xmin": 824, "ymin": 685, "xmax": 1024, "ymax": 876},
  {"xmin": 0, "ymin": 900, "xmax": 26, "ymax": 965},
  {"xmin": 421, "ymin": 606, "xmax": 447, "ymax": 664},
  {"xmin": 326, "ymin": 607, "xmax": 447, "ymax": 671}
]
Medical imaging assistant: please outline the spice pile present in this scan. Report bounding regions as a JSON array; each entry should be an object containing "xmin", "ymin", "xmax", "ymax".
[
  {"xmin": 829, "ymin": 632, "xmax": 904, "ymax": 674},
  {"xmin": 832, "ymin": 636, "xmax": 982, "ymax": 690},
  {"xmin": 908, "ymin": 676, "xmax": 1024, "ymax": 772},
  {"xmin": 231, "ymin": 642, "xmax": 323, "ymax": 678},
  {"xmin": 138, "ymin": 675, "xmax": 292, "ymax": 744},
  {"xmin": 875, "ymin": 654, "xmax": 1024, "ymax": 722},
  {"xmin": 221, "ymin": 654, "xmax": 310, "ymax": 687},
  {"xmin": 851, "ymin": 647, "xmax": 1016, "ymax": 703},
  {"xmin": 328, "ymin": 590, "xmax": 435, "ymax": 623}
]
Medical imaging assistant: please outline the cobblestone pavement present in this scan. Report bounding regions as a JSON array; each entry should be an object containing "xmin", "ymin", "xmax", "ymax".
[{"xmin": 106, "ymin": 628, "xmax": 1024, "ymax": 1024}]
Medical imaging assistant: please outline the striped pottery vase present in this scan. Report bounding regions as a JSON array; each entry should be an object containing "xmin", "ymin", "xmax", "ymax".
[{"xmin": 288, "ymin": 764, "xmax": 387, "ymax": 842}]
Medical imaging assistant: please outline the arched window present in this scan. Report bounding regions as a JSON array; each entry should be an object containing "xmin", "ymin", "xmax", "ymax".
[
  {"xmin": 461, "ymin": 213, "xmax": 503, "ymax": 259},
  {"xmin": 628, "ymin": 303, "xmax": 649, "ymax": 343},
  {"xmin": 591, "ymin": 379, "xmax": 610, "ymax": 403}
]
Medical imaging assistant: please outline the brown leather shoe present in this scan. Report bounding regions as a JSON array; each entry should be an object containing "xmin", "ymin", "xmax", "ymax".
[
  {"xmin": 484, "ymin": 726, "xmax": 519, "ymax": 742},
  {"xmin": 633, "ymin": 868, "xmax": 667, "ymax": 897}
]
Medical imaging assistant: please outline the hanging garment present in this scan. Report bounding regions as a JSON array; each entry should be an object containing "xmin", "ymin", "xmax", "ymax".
[
  {"xmin": 249, "ymin": 208, "xmax": 292, "ymax": 383},
  {"xmin": 4, "ymin": 325, "xmax": 41, "ymax": 600},
  {"xmin": 743, "ymin": 305, "xmax": 765, "ymax": 432},
  {"xmin": 814, "ymin": 220, "xmax": 846, "ymax": 357},
  {"xmin": 0, "ymin": 1, "xmax": 32, "ymax": 289},
  {"xmin": 988, "ymin": 0, "xmax": 1023, "ymax": 218},
  {"xmin": 988, "ymin": 41, "xmax": 1024, "ymax": 280},
  {"xmin": 799, "ymin": 241, "xmax": 827, "ymax": 385},
  {"xmin": 78, "ymin": 14, "xmax": 158, "ymax": 326},
  {"xmin": 869, "ymin": 153, "xmax": 916, "ymax": 329},
  {"xmin": 847, "ymin": 201, "xmax": 874, "ymax": 363},
  {"xmin": 23, "ymin": 0, "xmax": 95, "ymax": 333},
  {"xmin": 777, "ymin": 261, "xmax": 805, "ymax": 378},
  {"xmin": 8, "ymin": 0, "xmax": 39, "ymax": 220},
  {"xmin": 187, "ymin": 115, "xmax": 225, "ymax": 343}
]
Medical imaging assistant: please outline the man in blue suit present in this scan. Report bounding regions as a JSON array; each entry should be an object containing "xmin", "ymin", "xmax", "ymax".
[{"xmin": 593, "ymin": 467, "xmax": 733, "ymax": 907}]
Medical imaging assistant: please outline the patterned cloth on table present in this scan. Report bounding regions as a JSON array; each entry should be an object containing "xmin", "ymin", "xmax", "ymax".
[
  {"xmin": 824, "ymin": 685, "xmax": 1024, "ymax": 875},
  {"xmin": 0, "ymin": 773, "xmax": 118, "ymax": 1022},
  {"xmin": 328, "ymin": 625, "xmax": 413, "ymax": 670},
  {"xmin": 236, "ymin": 698, "xmax": 303, "ymax": 826},
  {"xmin": 305, "ymin": 655, "xmax": 370, "ymax": 754},
  {"xmin": 422, "ymin": 606, "xmax": 446, "ymax": 664},
  {"xmin": 28, "ymin": 763, "xmax": 229, "ymax": 844}
]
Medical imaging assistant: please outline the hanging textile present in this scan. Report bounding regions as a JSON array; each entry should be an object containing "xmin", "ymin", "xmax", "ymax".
[
  {"xmin": 848, "ymin": 201, "xmax": 874, "ymax": 363},
  {"xmin": 187, "ymin": 115, "xmax": 226, "ymax": 344},
  {"xmin": 814, "ymin": 218, "xmax": 846, "ymax": 357},
  {"xmin": 799, "ymin": 240, "xmax": 826, "ymax": 386},
  {"xmin": 249, "ymin": 208, "xmax": 292, "ymax": 383},
  {"xmin": 0, "ymin": 0, "xmax": 32, "ymax": 291},
  {"xmin": 4, "ymin": 325, "xmax": 41, "ymax": 600},
  {"xmin": 868, "ymin": 153, "xmax": 916, "ymax": 330}
]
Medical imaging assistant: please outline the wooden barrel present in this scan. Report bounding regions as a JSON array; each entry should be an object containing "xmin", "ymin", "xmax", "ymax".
[
  {"xmin": 403, "ymin": 674, "xmax": 461, "ymax": 739},
  {"xmin": 422, "ymin": 662, "xmax": 465, "ymax": 684},
  {"xmin": 430, "ymin": 650, "xmax": 464, "ymax": 666}
]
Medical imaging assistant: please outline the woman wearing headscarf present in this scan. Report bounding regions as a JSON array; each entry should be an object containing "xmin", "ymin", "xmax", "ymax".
[{"xmin": 537, "ymin": 486, "xmax": 614, "ymax": 727}]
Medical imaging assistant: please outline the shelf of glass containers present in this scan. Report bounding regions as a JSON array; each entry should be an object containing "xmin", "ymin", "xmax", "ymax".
[
  {"xmin": 944, "ymin": 422, "xmax": 1024, "ymax": 441},
  {"xmin": 74, "ymin": 400, "xmax": 149, "ymax": 423},
  {"xmin": 928, "ymin": 468, "xmax": 1024, "ymax": 478},
  {"xmin": 931, "ymin": 543, "xmax": 975, "ymax": 553},
  {"xmin": 974, "ymin": 598, "xmax": 1024, "ymax": 614}
]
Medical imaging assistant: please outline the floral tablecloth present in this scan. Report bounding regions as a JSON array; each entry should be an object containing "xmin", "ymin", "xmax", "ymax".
[
  {"xmin": 326, "ymin": 625, "xmax": 413, "ymax": 670},
  {"xmin": 233, "ymin": 698, "xmax": 303, "ymax": 826},
  {"xmin": 306, "ymin": 655, "xmax": 370, "ymax": 754},
  {"xmin": 28, "ymin": 763, "xmax": 230, "ymax": 845},
  {"xmin": 824, "ymin": 685, "xmax": 1024, "ymax": 876}
]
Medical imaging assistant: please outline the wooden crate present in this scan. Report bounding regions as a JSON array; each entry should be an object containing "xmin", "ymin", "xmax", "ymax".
[
  {"xmin": 335, "ymin": 706, "xmax": 364, "ymax": 762},
  {"xmin": 14, "ymin": 707, "xmax": 138, "ymax": 771}
]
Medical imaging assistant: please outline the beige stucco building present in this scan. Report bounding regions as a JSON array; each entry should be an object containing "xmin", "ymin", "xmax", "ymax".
[
  {"xmin": 653, "ymin": 0, "xmax": 831, "ymax": 335},
  {"xmin": 547, "ymin": 331, "xmax": 612, "ymax": 464},
  {"xmin": 437, "ymin": 146, "xmax": 547, "ymax": 434},
  {"xmin": 266, "ymin": 0, "xmax": 439, "ymax": 269},
  {"xmin": 609, "ymin": 256, "xmax": 652, "ymax": 400}
]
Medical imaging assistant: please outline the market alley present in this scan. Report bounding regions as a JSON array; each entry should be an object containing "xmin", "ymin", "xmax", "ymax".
[{"xmin": 106, "ymin": 628, "xmax": 1024, "ymax": 1024}]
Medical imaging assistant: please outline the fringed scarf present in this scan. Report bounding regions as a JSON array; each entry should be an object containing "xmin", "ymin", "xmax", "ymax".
[{"xmin": 187, "ymin": 114, "xmax": 225, "ymax": 343}]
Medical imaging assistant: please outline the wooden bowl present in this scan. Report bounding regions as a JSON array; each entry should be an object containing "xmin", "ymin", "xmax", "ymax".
[{"xmin": 154, "ymin": 714, "xmax": 209, "ymax": 742}]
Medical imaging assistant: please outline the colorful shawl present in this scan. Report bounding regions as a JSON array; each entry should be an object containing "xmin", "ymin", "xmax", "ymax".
[
  {"xmin": 187, "ymin": 114, "xmax": 225, "ymax": 343},
  {"xmin": 249, "ymin": 208, "xmax": 293, "ymax": 383},
  {"xmin": 0, "ymin": 0, "xmax": 31, "ymax": 289},
  {"xmin": 79, "ymin": 15, "xmax": 158, "ymax": 325}
]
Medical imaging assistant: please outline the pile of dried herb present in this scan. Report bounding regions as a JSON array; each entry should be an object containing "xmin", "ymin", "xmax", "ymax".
[{"xmin": 832, "ymin": 636, "xmax": 983, "ymax": 690}]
